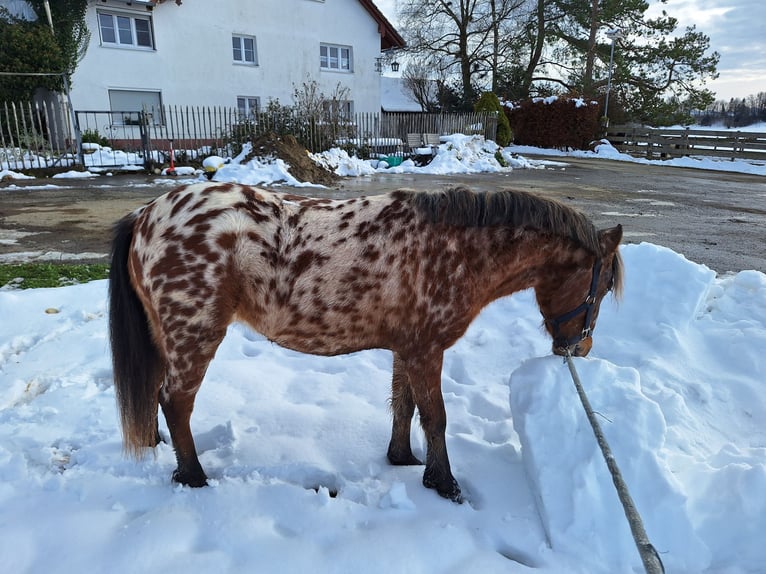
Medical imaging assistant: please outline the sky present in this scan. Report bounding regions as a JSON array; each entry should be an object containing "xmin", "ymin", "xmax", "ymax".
[
  {"xmin": 376, "ymin": 0, "xmax": 765, "ymax": 102},
  {"xmin": 653, "ymin": 0, "xmax": 766, "ymax": 100},
  {"xmin": 1, "ymin": 134, "xmax": 765, "ymax": 571}
]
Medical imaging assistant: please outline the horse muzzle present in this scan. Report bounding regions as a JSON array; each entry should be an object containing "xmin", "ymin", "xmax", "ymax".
[{"xmin": 553, "ymin": 335, "xmax": 593, "ymax": 357}]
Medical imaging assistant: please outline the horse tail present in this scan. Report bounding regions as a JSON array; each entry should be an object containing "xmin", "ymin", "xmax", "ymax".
[{"xmin": 109, "ymin": 212, "xmax": 163, "ymax": 458}]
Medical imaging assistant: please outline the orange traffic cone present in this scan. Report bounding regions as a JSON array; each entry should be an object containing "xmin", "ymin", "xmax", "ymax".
[{"xmin": 167, "ymin": 139, "xmax": 177, "ymax": 176}]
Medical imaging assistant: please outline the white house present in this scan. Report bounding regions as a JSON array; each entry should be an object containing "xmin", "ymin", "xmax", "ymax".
[
  {"xmin": 74, "ymin": 0, "xmax": 403, "ymax": 116},
  {"xmin": 6, "ymin": 0, "xmax": 404, "ymax": 115},
  {"xmin": 380, "ymin": 76, "xmax": 424, "ymax": 112}
]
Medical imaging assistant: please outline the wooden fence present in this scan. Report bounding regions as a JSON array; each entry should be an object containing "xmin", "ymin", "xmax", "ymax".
[
  {"xmin": 1, "ymin": 100, "xmax": 498, "ymax": 171},
  {"xmin": 606, "ymin": 125, "xmax": 766, "ymax": 162}
]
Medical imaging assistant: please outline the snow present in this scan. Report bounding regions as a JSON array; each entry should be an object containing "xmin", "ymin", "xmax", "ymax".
[
  {"xmin": 162, "ymin": 166, "xmax": 198, "ymax": 177},
  {"xmin": 1, "ymin": 243, "xmax": 764, "ymax": 573},
  {"xmin": 530, "ymin": 96, "xmax": 596, "ymax": 108},
  {"xmin": 206, "ymin": 132, "xmax": 766, "ymax": 183},
  {"xmin": 0, "ymin": 143, "xmax": 205, "ymax": 176},
  {"xmin": 202, "ymin": 155, "xmax": 226, "ymax": 173},
  {"xmin": 178, "ymin": 128, "xmax": 766, "ymax": 180},
  {"xmin": 51, "ymin": 170, "xmax": 99, "ymax": 179},
  {"xmin": 502, "ymin": 137, "xmax": 766, "ymax": 177}
]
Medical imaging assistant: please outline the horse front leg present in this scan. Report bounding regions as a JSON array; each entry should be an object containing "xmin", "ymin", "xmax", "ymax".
[
  {"xmin": 387, "ymin": 352, "xmax": 422, "ymax": 466},
  {"xmin": 402, "ymin": 350, "xmax": 462, "ymax": 503}
]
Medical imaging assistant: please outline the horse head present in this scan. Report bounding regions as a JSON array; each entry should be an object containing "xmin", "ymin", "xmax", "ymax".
[{"xmin": 536, "ymin": 225, "xmax": 623, "ymax": 357}]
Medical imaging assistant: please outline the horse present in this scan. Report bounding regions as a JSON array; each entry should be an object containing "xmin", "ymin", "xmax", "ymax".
[{"xmin": 109, "ymin": 182, "xmax": 623, "ymax": 503}]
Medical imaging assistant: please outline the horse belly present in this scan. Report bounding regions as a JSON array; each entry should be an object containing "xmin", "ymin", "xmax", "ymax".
[{"xmin": 245, "ymin": 304, "xmax": 387, "ymax": 357}]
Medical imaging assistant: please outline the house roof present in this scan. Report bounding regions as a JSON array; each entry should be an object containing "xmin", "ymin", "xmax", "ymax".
[{"xmin": 357, "ymin": 0, "xmax": 406, "ymax": 51}]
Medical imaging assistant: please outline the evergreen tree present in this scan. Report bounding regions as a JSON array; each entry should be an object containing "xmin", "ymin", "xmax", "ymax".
[{"xmin": 474, "ymin": 91, "xmax": 512, "ymax": 145}]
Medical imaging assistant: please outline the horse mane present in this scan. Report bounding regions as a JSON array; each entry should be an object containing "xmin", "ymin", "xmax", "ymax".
[{"xmin": 407, "ymin": 187, "xmax": 602, "ymax": 253}]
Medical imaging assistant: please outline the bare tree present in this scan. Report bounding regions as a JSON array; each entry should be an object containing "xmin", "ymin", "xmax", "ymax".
[
  {"xmin": 398, "ymin": 0, "xmax": 528, "ymax": 106},
  {"xmin": 401, "ymin": 60, "xmax": 439, "ymax": 111}
]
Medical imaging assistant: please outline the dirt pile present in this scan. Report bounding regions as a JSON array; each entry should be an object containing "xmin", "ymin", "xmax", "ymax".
[{"xmin": 244, "ymin": 133, "xmax": 338, "ymax": 186}]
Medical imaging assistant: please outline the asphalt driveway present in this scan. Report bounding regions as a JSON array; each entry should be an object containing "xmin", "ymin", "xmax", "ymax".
[{"xmin": 1, "ymin": 155, "xmax": 764, "ymax": 273}]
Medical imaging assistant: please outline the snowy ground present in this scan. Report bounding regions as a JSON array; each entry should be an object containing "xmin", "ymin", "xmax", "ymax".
[
  {"xmin": 1, "ymin": 131, "xmax": 764, "ymax": 573},
  {"xmin": 1, "ymin": 243, "xmax": 764, "ymax": 573}
]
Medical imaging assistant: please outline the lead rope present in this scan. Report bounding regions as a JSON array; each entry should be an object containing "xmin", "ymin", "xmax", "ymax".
[{"xmin": 564, "ymin": 350, "xmax": 665, "ymax": 574}]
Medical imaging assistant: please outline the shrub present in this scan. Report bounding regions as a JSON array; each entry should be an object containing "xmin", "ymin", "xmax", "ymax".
[
  {"xmin": 504, "ymin": 97, "xmax": 601, "ymax": 150},
  {"xmin": 81, "ymin": 129, "xmax": 109, "ymax": 147},
  {"xmin": 474, "ymin": 92, "xmax": 512, "ymax": 146}
]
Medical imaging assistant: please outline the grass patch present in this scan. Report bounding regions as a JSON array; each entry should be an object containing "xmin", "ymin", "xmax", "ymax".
[{"xmin": 0, "ymin": 263, "xmax": 110, "ymax": 290}]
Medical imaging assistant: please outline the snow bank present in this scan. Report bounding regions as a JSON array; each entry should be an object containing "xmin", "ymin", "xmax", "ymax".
[
  {"xmin": 511, "ymin": 357, "xmax": 709, "ymax": 572},
  {"xmin": 0, "ymin": 241, "xmax": 765, "ymax": 573}
]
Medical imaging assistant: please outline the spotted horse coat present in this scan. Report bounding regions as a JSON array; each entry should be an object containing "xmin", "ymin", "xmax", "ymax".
[{"xmin": 109, "ymin": 181, "xmax": 623, "ymax": 502}]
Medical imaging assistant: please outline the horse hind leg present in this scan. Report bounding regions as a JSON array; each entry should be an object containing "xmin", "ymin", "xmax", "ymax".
[
  {"xmin": 160, "ymin": 379, "xmax": 207, "ymax": 486},
  {"xmin": 158, "ymin": 318, "xmax": 230, "ymax": 487},
  {"xmin": 387, "ymin": 352, "xmax": 422, "ymax": 466}
]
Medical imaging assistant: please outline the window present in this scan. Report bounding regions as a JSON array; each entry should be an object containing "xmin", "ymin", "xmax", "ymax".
[
  {"xmin": 323, "ymin": 100, "xmax": 354, "ymax": 121},
  {"xmin": 237, "ymin": 96, "xmax": 260, "ymax": 119},
  {"xmin": 233, "ymin": 35, "xmax": 257, "ymax": 65},
  {"xmin": 108, "ymin": 89, "xmax": 163, "ymax": 125},
  {"xmin": 320, "ymin": 44, "xmax": 352, "ymax": 72},
  {"xmin": 98, "ymin": 11, "xmax": 154, "ymax": 49}
]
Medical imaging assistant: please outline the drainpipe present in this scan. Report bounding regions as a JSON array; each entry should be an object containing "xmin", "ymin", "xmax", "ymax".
[{"xmin": 43, "ymin": 0, "xmax": 54, "ymax": 33}]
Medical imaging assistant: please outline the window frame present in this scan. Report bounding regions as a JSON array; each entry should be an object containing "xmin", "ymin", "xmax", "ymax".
[
  {"xmin": 236, "ymin": 96, "xmax": 261, "ymax": 120},
  {"xmin": 97, "ymin": 10, "xmax": 155, "ymax": 50},
  {"xmin": 320, "ymin": 43, "xmax": 353, "ymax": 72},
  {"xmin": 108, "ymin": 89, "xmax": 163, "ymax": 126},
  {"xmin": 232, "ymin": 34, "xmax": 258, "ymax": 66},
  {"xmin": 323, "ymin": 99, "xmax": 354, "ymax": 122}
]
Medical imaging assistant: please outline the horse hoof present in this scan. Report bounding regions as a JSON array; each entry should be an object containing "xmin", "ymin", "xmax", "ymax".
[
  {"xmin": 423, "ymin": 472, "xmax": 463, "ymax": 503},
  {"xmin": 387, "ymin": 449, "xmax": 423, "ymax": 466},
  {"xmin": 441, "ymin": 486, "xmax": 464, "ymax": 504},
  {"xmin": 172, "ymin": 469, "xmax": 208, "ymax": 487}
]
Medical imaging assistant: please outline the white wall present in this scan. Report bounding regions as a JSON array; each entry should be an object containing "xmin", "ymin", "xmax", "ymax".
[{"xmin": 69, "ymin": 0, "xmax": 385, "ymax": 113}]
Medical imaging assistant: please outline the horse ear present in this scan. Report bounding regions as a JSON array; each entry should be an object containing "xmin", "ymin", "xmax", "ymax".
[{"xmin": 598, "ymin": 224, "xmax": 623, "ymax": 253}]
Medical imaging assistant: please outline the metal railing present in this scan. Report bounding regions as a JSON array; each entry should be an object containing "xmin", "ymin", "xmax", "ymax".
[
  {"xmin": 1, "ymin": 101, "xmax": 499, "ymax": 171},
  {"xmin": 0, "ymin": 99, "xmax": 75, "ymax": 170}
]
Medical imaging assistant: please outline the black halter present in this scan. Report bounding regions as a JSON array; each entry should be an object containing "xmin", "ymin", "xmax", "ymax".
[{"xmin": 546, "ymin": 260, "xmax": 603, "ymax": 350}]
